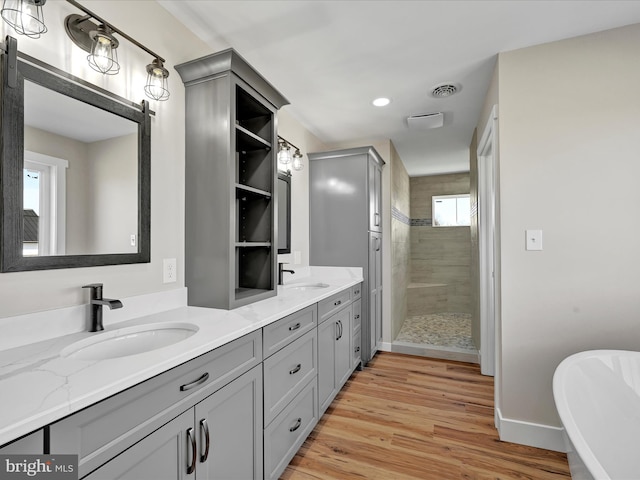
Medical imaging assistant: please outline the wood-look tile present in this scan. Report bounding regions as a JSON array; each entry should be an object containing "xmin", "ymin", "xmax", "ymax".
[{"xmin": 282, "ymin": 352, "xmax": 570, "ymax": 480}]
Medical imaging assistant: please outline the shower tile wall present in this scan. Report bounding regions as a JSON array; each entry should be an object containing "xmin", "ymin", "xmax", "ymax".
[
  {"xmin": 409, "ymin": 173, "xmax": 471, "ymax": 316},
  {"xmin": 390, "ymin": 144, "xmax": 411, "ymax": 340}
]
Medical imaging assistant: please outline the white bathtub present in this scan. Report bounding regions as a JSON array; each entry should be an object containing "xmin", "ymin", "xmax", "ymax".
[{"xmin": 553, "ymin": 350, "xmax": 640, "ymax": 480}]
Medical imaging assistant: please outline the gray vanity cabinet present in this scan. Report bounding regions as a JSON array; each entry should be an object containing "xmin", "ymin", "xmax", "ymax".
[
  {"xmin": 0, "ymin": 430, "xmax": 43, "ymax": 453},
  {"xmin": 82, "ymin": 410, "xmax": 194, "ymax": 480},
  {"xmin": 83, "ymin": 366, "xmax": 262, "ymax": 480},
  {"xmin": 318, "ymin": 300, "xmax": 353, "ymax": 415},
  {"xmin": 175, "ymin": 49, "xmax": 289, "ymax": 310},
  {"xmin": 309, "ymin": 147, "xmax": 385, "ymax": 365}
]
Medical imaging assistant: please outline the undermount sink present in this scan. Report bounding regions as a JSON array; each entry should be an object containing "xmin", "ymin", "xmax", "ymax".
[
  {"xmin": 61, "ymin": 322, "xmax": 199, "ymax": 361},
  {"xmin": 283, "ymin": 282, "xmax": 330, "ymax": 291}
]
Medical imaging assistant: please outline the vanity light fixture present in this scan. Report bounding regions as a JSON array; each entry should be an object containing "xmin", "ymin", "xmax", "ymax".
[
  {"xmin": 86, "ymin": 23, "xmax": 119, "ymax": 75},
  {"xmin": 144, "ymin": 58, "xmax": 170, "ymax": 101},
  {"xmin": 64, "ymin": 0, "xmax": 170, "ymax": 101},
  {"xmin": 1, "ymin": 0, "xmax": 47, "ymax": 38},
  {"xmin": 278, "ymin": 135, "xmax": 304, "ymax": 171}
]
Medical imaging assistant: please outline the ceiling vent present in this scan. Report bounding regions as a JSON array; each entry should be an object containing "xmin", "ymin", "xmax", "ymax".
[
  {"xmin": 430, "ymin": 83, "xmax": 460, "ymax": 98},
  {"xmin": 407, "ymin": 112, "xmax": 444, "ymax": 130}
]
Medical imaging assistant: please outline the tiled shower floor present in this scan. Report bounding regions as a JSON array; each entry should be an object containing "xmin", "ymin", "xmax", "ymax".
[{"xmin": 392, "ymin": 313, "xmax": 478, "ymax": 363}]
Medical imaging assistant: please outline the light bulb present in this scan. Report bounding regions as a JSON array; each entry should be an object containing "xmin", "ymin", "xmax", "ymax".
[
  {"xmin": 278, "ymin": 144, "xmax": 292, "ymax": 165},
  {"xmin": 92, "ymin": 35, "xmax": 112, "ymax": 72}
]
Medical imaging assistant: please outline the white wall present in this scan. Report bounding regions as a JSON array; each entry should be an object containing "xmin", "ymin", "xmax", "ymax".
[
  {"xmin": 0, "ymin": 1, "xmax": 213, "ymax": 317},
  {"xmin": 276, "ymin": 109, "xmax": 327, "ymax": 268},
  {"xmin": 495, "ymin": 23, "xmax": 640, "ymax": 445}
]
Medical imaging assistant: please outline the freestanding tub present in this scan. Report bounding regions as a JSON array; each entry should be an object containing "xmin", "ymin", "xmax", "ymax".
[{"xmin": 553, "ymin": 350, "xmax": 640, "ymax": 480}]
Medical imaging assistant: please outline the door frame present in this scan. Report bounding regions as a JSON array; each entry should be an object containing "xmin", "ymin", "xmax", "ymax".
[{"xmin": 477, "ymin": 105, "xmax": 498, "ymax": 377}]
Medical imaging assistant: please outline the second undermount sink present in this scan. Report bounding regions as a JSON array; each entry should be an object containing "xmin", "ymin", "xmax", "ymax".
[
  {"xmin": 61, "ymin": 322, "xmax": 199, "ymax": 361},
  {"xmin": 283, "ymin": 282, "xmax": 330, "ymax": 291}
]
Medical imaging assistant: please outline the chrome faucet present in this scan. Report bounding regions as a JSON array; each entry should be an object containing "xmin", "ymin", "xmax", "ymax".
[
  {"xmin": 83, "ymin": 284, "xmax": 123, "ymax": 332},
  {"xmin": 278, "ymin": 262, "xmax": 295, "ymax": 285}
]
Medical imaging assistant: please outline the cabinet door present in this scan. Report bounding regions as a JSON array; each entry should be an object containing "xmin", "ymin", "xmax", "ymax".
[
  {"xmin": 334, "ymin": 306, "xmax": 352, "ymax": 388},
  {"xmin": 195, "ymin": 366, "xmax": 263, "ymax": 480},
  {"xmin": 369, "ymin": 232, "xmax": 382, "ymax": 358},
  {"xmin": 317, "ymin": 317, "xmax": 337, "ymax": 414},
  {"xmin": 84, "ymin": 410, "xmax": 194, "ymax": 480}
]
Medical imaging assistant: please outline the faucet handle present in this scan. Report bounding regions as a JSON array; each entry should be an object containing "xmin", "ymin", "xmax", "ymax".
[{"xmin": 83, "ymin": 283, "xmax": 103, "ymax": 299}]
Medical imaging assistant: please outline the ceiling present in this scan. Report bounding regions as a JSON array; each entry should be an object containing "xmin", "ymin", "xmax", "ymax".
[{"xmin": 159, "ymin": 1, "xmax": 640, "ymax": 176}]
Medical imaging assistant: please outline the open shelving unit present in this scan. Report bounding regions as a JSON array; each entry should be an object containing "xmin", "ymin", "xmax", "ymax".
[{"xmin": 177, "ymin": 49, "xmax": 289, "ymax": 309}]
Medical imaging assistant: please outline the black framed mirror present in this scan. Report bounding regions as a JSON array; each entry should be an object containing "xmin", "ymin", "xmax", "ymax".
[
  {"xmin": 1, "ymin": 44, "xmax": 150, "ymax": 272},
  {"xmin": 277, "ymin": 172, "xmax": 291, "ymax": 254}
]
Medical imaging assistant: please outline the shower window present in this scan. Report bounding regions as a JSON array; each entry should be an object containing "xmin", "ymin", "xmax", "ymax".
[{"xmin": 432, "ymin": 194, "xmax": 470, "ymax": 227}]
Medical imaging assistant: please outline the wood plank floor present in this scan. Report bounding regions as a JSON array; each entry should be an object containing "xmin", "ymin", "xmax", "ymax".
[{"xmin": 282, "ymin": 352, "xmax": 571, "ymax": 480}]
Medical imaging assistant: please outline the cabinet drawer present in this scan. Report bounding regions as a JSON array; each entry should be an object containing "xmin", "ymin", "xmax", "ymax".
[
  {"xmin": 352, "ymin": 283, "xmax": 362, "ymax": 299},
  {"xmin": 263, "ymin": 305, "xmax": 317, "ymax": 358},
  {"xmin": 0, "ymin": 430, "xmax": 43, "ymax": 454},
  {"xmin": 49, "ymin": 330, "xmax": 262, "ymax": 478},
  {"xmin": 318, "ymin": 289, "xmax": 351, "ymax": 322},
  {"xmin": 264, "ymin": 379, "xmax": 318, "ymax": 480},
  {"xmin": 353, "ymin": 331, "xmax": 362, "ymax": 368},
  {"xmin": 352, "ymin": 298, "xmax": 362, "ymax": 334},
  {"xmin": 263, "ymin": 329, "xmax": 317, "ymax": 426}
]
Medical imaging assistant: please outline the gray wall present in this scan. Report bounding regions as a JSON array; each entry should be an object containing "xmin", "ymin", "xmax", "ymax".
[{"xmin": 390, "ymin": 142, "xmax": 410, "ymax": 340}]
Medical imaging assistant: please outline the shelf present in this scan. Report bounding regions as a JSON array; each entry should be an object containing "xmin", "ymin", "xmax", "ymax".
[
  {"xmin": 236, "ymin": 183, "xmax": 271, "ymax": 199},
  {"xmin": 236, "ymin": 125, "xmax": 272, "ymax": 152},
  {"xmin": 235, "ymin": 242, "xmax": 271, "ymax": 248},
  {"xmin": 235, "ymin": 287, "xmax": 272, "ymax": 302}
]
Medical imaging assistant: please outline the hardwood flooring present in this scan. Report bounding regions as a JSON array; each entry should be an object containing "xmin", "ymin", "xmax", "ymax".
[{"xmin": 282, "ymin": 352, "xmax": 571, "ymax": 480}]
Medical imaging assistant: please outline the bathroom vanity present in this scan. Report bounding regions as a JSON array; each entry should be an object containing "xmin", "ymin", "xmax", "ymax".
[{"xmin": 0, "ymin": 267, "xmax": 363, "ymax": 480}]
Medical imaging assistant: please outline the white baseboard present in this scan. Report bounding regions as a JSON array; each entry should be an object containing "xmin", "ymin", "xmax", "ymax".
[
  {"xmin": 379, "ymin": 342, "xmax": 393, "ymax": 352},
  {"xmin": 496, "ymin": 408, "xmax": 566, "ymax": 453}
]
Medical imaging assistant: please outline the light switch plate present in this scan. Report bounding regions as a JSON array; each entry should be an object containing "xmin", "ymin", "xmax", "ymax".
[{"xmin": 526, "ymin": 230, "xmax": 543, "ymax": 251}]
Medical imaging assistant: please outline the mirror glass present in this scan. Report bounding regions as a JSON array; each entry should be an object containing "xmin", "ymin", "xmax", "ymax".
[
  {"xmin": 277, "ymin": 172, "xmax": 291, "ymax": 254},
  {"xmin": 1, "ymin": 54, "xmax": 150, "ymax": 272},
  {"xmin": 23, "ymin": 80, "xmax": 138, "ymax": 256}
]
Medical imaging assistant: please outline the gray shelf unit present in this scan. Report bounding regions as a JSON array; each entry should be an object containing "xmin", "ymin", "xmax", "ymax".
[
  {"xmin": 309, "ymin": 146, "xmax": 385, "ymax": 365},
  {"xmin": 176, "ymin": 49, "xmax": 289, "ymax": 309}
]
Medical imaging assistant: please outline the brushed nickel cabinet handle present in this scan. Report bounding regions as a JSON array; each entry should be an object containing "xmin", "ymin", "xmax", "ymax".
[
  {"xmin": 289, "ymin": 322, "xmax": 301, "ymax": 331},
  {"xmin": 180, "ymin": 372, "xmax": 210, "ymax": 392},
  {"xmin": 354, "ymin": 289, "xmax": 360, "ymax": 295},
  {"xmin": 335, "ymin": 321, "xmax": 340, "ymax": 341},
  {"xmin": 199, "ymin": 419, "xmax": 210, "ymax": 463},
  {"xmin": 289, "ymin": 364, "xmax": 302, "ymax": 375},
  {"xmin": 374, "ymin": 212, "xmax": 380, "ymax": 226},
  {"xmin": 355, "ymin": 346, "xmax": 361, "ymax": 353},
  {"xmin": 186, "ymin": 427, "xmax": 197, "ymax": 475},
  {"xmin": 355, "ymin": 314, "xmax": 360, "ymax": 320},
  {"xmin": 334, "ymin": 300, "xmax": 342, "ymax": 306},
  {"xmin": 289, "ymin": 417, "xmax": 302, "ymax": 432}
]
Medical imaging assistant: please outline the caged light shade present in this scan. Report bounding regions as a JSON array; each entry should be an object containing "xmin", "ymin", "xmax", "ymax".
[
  {"xmin": 278, "ymin": 142, "xmax": 292, "ymax": 165},
  {"xmin": 87, "ymin": 24, "xmax": 120, "ymax": 75},
  {"xmin": 292, "ymin": 149, "xmax": 303, "ymax": 171},
  {"xmin": 144, "ymin": 58, "xmax": 170, "ymax": 101},
  {"xmin": 1, "ymin": 0, "xmax": 47, "ymax": 38}
]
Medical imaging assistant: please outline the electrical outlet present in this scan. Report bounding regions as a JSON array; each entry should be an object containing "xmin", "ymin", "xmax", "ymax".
[
  {"xmin": 130, "ymin": 234, "xmax": 136, "ymax": 247},
  {"xmin": 163, "ymin": 258, "xmax": 177, "ymax": 283}
]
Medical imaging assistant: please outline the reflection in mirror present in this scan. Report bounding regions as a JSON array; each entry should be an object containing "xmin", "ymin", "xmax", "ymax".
[
  {"xmin": 277, "ymin": 172, "xmax": 291, "ymax": 254},
  {"xmin": 23, "ymin": 80, "xmax": 138, "ymax": 256}
]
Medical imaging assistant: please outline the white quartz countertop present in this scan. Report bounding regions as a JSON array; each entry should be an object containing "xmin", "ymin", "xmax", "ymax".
[{"xmin": 0, "ymin": 266, "xmax": 363, "ymax": 446}]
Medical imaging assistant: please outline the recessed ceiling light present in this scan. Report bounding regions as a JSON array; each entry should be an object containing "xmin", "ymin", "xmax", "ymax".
[{"xmin": 372, "ymin": 97, "xmax": 391, "ymax": 107}]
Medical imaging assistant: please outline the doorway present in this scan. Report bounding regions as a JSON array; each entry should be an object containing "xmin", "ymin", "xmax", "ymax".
[{"xmin": 477, "ymin": 105, "xmax": 498, "ymax": 377}]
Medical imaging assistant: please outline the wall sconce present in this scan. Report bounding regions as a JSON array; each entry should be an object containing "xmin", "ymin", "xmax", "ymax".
[
  {"xmin": 278, "ymin": 136, "xmax": 304, "ymax": 171},
  {"xmin": 64, "ymin": 0, "xmax": 169, "ymax": 101},
  {"xmin": 1, "ymin": 0, "xmax": 47, "ymax": 38}
]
